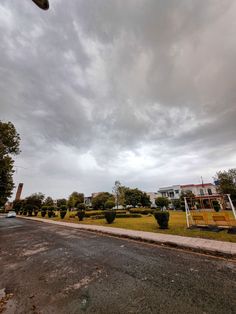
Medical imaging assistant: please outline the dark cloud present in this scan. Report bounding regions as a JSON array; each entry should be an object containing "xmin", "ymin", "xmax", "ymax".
[{"xmin": 0, "ymin": 0, "xmax": 235, "ymax": 198}]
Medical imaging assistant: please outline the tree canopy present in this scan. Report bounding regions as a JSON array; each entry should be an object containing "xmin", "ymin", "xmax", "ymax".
[
  {"xmin": 216, "ymin": 169, "xmax": 236, "ymax": 204},
  {"xmin": 92, "ymin": 192, "xmax": 114, "ymax": 210},
  {"xmin": 0, "ymin": 121, "xmax": 20, "ymax": 206},
  {"xmin": 25, "ymin": 192, "xmax": 45, "ymax": 209},
  {"xmin": 67, "ymin": 192, "xmax": 84, "ymax": 209},
  {"xmin": 155, "ymin": 197, "xmax": 169, "ymax": 209}
]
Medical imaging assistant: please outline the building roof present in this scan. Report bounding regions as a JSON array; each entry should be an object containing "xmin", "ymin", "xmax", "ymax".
[{"xmin": 181, "ymin": 183, "xmax": 214, "ymax": 188}]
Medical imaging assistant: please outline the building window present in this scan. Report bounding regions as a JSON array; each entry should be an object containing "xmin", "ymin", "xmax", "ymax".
[
  {"xmin": 200, "ymin": 189, "xmax": 204, "ymax": 195},
  {"xmin": 208, "ymin": 189, "xmax": 212, "ymax": 195},
  {"xmin": 175, "ymin": 190, "xmax": 179, "ymax": 194}
]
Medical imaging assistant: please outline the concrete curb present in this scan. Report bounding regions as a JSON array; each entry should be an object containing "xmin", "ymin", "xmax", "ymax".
[{"xmin": 17, "ymin": 216, "xmax": 236, "ymax": 259}]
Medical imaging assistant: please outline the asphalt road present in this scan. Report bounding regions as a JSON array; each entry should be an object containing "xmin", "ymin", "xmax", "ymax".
[{"xmin": 0, "ymin": 218, "xmax": 235, "ymax": 314}]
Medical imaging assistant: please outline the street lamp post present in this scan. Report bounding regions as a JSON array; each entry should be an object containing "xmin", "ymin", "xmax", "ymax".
[{"xmin": 32, "ymin": 0, "xmax": 49, "ymax": 10}]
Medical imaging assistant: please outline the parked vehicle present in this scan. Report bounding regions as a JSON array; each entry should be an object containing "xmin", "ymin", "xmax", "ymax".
[{"xmin": 6, "ymin": 211, "xmax": 16, "ymax": 218}]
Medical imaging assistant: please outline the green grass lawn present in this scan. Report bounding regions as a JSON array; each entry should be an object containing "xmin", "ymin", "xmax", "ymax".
[{"xmin": 39, "ymin": 211, "xmax": 236, "ymax": 243}]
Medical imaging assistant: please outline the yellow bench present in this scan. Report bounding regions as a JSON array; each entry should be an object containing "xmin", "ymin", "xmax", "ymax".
[
  {"xmin": 212, "ymin": 213, "xmax": 231, "ymax": 228},
  {"xmin": 192, "ymin": 213, "xmax": 208, "ymax": 226}
]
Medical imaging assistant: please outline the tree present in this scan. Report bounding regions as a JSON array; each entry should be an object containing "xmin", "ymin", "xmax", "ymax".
[
  {"xmin": 25, "ymin": 193, "xmax": 45, "ymax": 209},
  {"xmin": 180, "ymin": 190, "xmax": 195, "ymax": 211},
  {"xmin": 155, "ymin": 197, "xmax": 169, "ymax": 210},
  {"xmin": 44, "ymin": 196, "xmax": 54, "ymax": 206},
  {"xmin": 57, "ymin": 198, "xmax": 67, "ymax": 207},
  {"xmin": 92, "ymin": 192, "xmax": 114, "ymax": 210},
  {"xmin": 67, "ymin": 192, "xmax": 84, "ymax": 209},
  {"xmin": 12, "ymin": 199, "xmax": 25, "ymax": 213},
  {"xmin": 216, "ymin": 169, "xmax": 236, "ymax": 204},
  {"xmin": 124, "ymin": 188, "xmax": 143, "ymax": 208},
  {"xmin": 112, "ymin": 180, "xmax": 121, "ymax": 209},
  {"xmin": 141, "ymin": 192, "xmax": 151, "ymax": 207},
  {"xmin": 0, "ymin": 121, "xmax": 20, "ymax": 206}
]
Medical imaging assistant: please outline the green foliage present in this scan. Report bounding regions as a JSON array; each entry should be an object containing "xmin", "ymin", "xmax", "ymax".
[
  {"xmin": 129, "ymin": 208, "xmax": 153, "ymax": 215},
  {"xmin": 179, "ymin": 191, "xmax": 195, "ymax": 211},
  {"xmin": 104, "ymin": 210, "xmax": 116, "ymax": 224},
  {"xmin": 60, "ymin": 205, "xmax": 67, "ymax": 219},
  {"xmin": 77, "ymin": 203, "xmax": 86, "ymax": 211},
  {"xmin": 105, "ymin": 200, "xmax": 115, "ymax": 209},
  {"xmin": 25, "ymin": 193, "xmax": 45, "ymax": 209},
  {"xmin": 155, "ymin": 197, "xmax": 169, "ymax": 209},
  {"xmin": 47, "ymin": 205, "xmax": 55, "ymax": 218},
  {"xmin": 25, "ymin": 204, "xmax": 34, "ymax": 216},
  {"xmin": 77, "ymin": 211, "xmax": 85, "ymax": 221},
  {"xmin": 92, "ymin": 192, "xmax": 114, "ymax": 210},
  {"xmin": 41, "ymin": 205, "xmax": 47, "ymax": 217},
  {"xmin": 141, "ymin": 192, "xmax": 151, "ymax": 207},
  {"xmin": 44, "ymin": 196, "xmax": 54, "ymax": 206},
  {"xmin": 12, "ymin": 199, "xmax": 24, "ymax": 214},
  {"xmin": 216, "ymin": 169, "xmax": 236, "ymax": 204},
  {"xmin": 56, "ymin": 198, "xmax": 67, "ymax": 207},
  {"xmin": 124, "ymin": 188, "xmax": 143, "ymax": 207},
  {"xmin": 67, "ymin": 192, "xmax": 84, "ymax": 209},
  {"xmin": 0, "ymin": 121, "xmax": 20, "ymax": 206},
  {"xmin": 212, "ymin": 200, "xmax": 221, "ymax": 212},
  {"xmin": 172, "ymin": 199, "xmax": 181, "ymax": 210},
  {"xmin": 154, "ymin": 211, "xmax": 170, "ymax": 229}
]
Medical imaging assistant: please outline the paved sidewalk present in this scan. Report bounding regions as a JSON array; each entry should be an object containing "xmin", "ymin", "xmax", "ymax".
[{"xmin": 18, "ymin": 216, "xmax": 236, "ymax": 259}]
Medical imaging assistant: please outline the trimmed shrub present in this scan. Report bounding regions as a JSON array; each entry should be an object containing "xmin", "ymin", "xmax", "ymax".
[
  {"xmin": 60, "ymin": 205, "xmax": 67, "ymax": 219},
  {"xmin": 77, "ymin": 210, "xmax": 85, "ymax": 221},
  {"xmin": 154, "ymin": 211, "xmax": 170, "ymax": 229},
  {"xmin": 77, "ymin": 203, "xmax": 86, "ymax": 211},
  {"xmin": 212, "ymin": 201, "xmax": 221, "ymax": 212},
  {"xmin": 41, "ymin": 206, "xmax": 47, "ymax": 217},
  {"xmin": 47, "ymin": 205, "xmax": 55, "ymax": 218},
  {"xmin": 34, "ymin": 206, "xmax": 39, "ymax": 217},
  {"xmin": 25, "ymin": 204, "xmax": 34, "ymax": 216},
  {"xmin": 105, "ymin": 200, "xmax": 115, "ymax": 210},
  {"xmin": 129, "ymin": 208, "xmax": 153, "ymax": 215},
  {"xmin": 116, "ymin": 213, "xmax": 142, "ymax": 218},
  {"xmin": 104, "ymin": 210, "xmax": 116, "ymax": 224}
]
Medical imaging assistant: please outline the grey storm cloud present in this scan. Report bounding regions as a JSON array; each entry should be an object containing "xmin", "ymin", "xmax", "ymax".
[{"xmin": 0, "ymin": 0, "xmax": 235, "ymax": 198}]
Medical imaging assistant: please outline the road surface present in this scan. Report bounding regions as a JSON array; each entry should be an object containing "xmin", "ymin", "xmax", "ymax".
[{"xmin": 0, "ymin": 217, "xmax": 235, "ymax": 314}]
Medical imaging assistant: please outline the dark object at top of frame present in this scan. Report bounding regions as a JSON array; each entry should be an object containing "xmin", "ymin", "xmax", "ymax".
[{"xmin": 32, "ymin": 0, "xmax": 49, "ymax": 10}]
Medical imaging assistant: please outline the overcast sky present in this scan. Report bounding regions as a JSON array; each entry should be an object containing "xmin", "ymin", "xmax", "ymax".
[{"xmin": 0, "ymin": 0, "xmax": 236, "ymax": 199}]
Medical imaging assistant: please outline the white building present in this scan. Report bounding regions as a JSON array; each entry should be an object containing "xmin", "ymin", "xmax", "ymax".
[
  {"xmin": 158, "ymin": 183, "xmax": 217, "ymax": 201},
  {"xmin": 146, "ymin": 192, "xmax": 161, "ymax": 206},
  {"xmin": 158, "ymin": 185, "xmax": 181, "ymax": 200}
]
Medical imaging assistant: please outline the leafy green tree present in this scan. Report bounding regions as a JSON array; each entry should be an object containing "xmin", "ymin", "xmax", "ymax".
[
  {"xmin": 141, "ymin": 192, "xmax": 151, "ymax": 207},
  {"xmin": 0, "ymin": 121, "xmax": 20, "ymax": 206},
  {"xmin": 124, "ymin": 188, "xmax": 143, "ymax": 208},
  {"xmin": 25, "ymin": 193, "xmax": 45, "ymax": 209},
  {"xmin": 216, "ymin": 169, "xmax": 236, "ymax": 204},
  {"xmin": 155, "ymin": 197, "xmax": 169, "ymax": 210},
  {"xmin": 92, "ymin": 192, "xmax": 114, "ymax": 210},
  {"xmin": 12, "ymin": 199, "xmax": 25, "ymax": 213},
  {"xmin": 56, "ymin": 198, "xmax": 67, "ymax": 207},
  {"xmin": 67, "ymin": 192, "xmax": 84, "ymax": 209},
  {"xmin": 44, "ymin": 196, "xmax": 54, "ymax": 206}
]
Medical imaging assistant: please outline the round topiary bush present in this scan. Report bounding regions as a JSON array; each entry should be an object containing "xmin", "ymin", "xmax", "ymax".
[
  {"xmin": 25, "ymin": 204, "xmax": 34, "ymax": 216},
  {"xmin": 104, "ymin": 210, "xmax": 116, "ymax": 224},
  {"xmin": 47, "ymin": 205, "xmax": 55, "ymax": 218},
  {"xmin": 60, "ymin": 205, "xmax": 67, "ymax": 219},
  {"xmin": 34, "ymin": 206, "xmax": 39, "ymax": 217},
  {"xmin": 77, "ymin": 210, "xmax": 85, "ymax": 221},
  {"xmin": 105, "ymin": 200, "xmax": 115, "ymax": 210},
  {"xmin": 41, "ymin": 206, "xmax": 47, "ymax": 217},
  {"xmin": 212, "ymin": 201, "xmax": 221, "ymax": 212},
  {"xmin": 154, "ymin": 211, "xmax": 170, "ymax": 229}
]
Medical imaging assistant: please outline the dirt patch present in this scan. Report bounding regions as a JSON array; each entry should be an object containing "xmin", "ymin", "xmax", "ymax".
[{"xmin": 0, "ymin": 289, "xmax": 16, "ymax": 314}]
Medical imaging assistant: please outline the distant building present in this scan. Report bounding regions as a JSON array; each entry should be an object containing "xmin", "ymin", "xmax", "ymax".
[
  {"xmin": 158, "ymin": 183, "xmax": 217, "ymax": 202},
  {"xmin": 84, "ymin": 196, "xmax": 92, "ymax": 207},
  {"xmin": 158, "ymin": 185, "xmax": 181, "ymax": 200},
  {"xmin": 181, "ymin": 183, "xmax": 217, "ymax": 196},
  {"xmin": 146, "ymin": 192, "xmax": 161, "ymax": 206}
]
